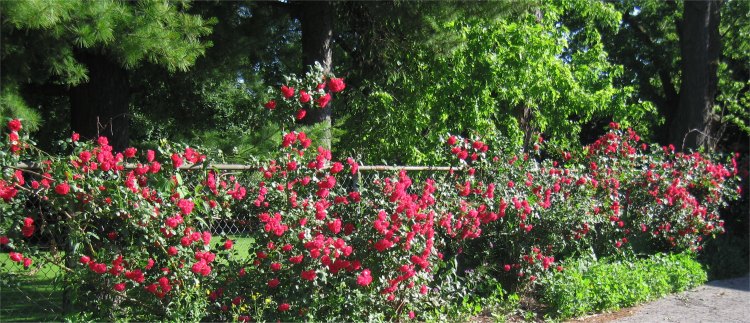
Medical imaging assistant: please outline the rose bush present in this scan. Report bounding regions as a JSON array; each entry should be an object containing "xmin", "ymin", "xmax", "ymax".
[
  {"xmin": 440, "ymin": 123, "xmax": 739, "ymax": 284},
  {"xmin": 0, "ymin": 72, "xmax": 741, "ymax": 321}
]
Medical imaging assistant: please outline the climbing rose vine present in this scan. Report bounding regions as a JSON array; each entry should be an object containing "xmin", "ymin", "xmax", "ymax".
[{"xmin": 0, "ymin": 73, "xmax": 741, "ymax": 321}]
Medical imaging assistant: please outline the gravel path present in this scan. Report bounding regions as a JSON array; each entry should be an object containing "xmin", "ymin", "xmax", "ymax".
[{"xmin": 570, "ymin": 275, "xmax": 750, "ymax": 323}]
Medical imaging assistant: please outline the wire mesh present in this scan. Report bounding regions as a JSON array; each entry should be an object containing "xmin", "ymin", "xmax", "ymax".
[{"xmin": 1, "ymin": 192, "xmax": 69, "ymax": 321}]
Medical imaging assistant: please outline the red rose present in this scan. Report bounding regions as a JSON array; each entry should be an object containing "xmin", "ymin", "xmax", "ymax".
[
  {"xmin": 8, "ymin": 131, "xmax": 19, "ymax": 144},
  {"xmin": 124, "ymin": 147, "xmax": 137, "ymax": 158},
  {"xmin": 282, "ymin": 132, "xmax": 297, "ymax": 147},
  {"xmin": 0, "ymin": 236, "xmax": 9, "ymax": 245},
  {"xmin": 327, "ymin": 218, "xmax": 342, "ymax": 234},
  {"xmin": 268, "ymin": 278, "xmax": 280, "ymax": 288},
  {"xmin": 278, "ymin": 303, "xmax": 290, "ymax": 312},
  {"xmin": 328, "ymin": 78, "xmax": 345, "ymax": 93},
  {"xmin": 114, "ymin": 283, "xmax": 126, "ymax": 292},
  {"xmin": 330, "ymin": 162, "xmax": 344, "ymax": 174},
  {"xmin": 301, "ymin": 270, "xmax": 316, "ymax": 281},
  {"xmin": 7, "ymin": 119, "xmax": 22, "ymax": 132},
  {"xmin": 224, "ymin": 239, "xmax": 234, "ymax": 250},
  {"xmin": 90, "ymin": 262, "xmax": 108, "ymax": 274},
  {"xmin": 171, "ymin": 153, "xmax": 183, "ymax": 168},
  {"xmin": 299, "ymin": 91, "xmax": 311, "ymax": 103},
  {"xmin": 113, "ymin": 283, "xmax": 125, "ymax": 292},
  {"xmin": 78, "ymin": 151, "xmax": 92, "ymax": 163},
  {"xmin": 315, "ymin": 93, "xmax": 331, "ymax": 108},
  {"xmin": 296, "ymin": 109, "xmax": 307, "ymax": 120},
  {"xmin": 356, "ymin": 269, "xmax": 372, "ymax": 286},
  {"xmin": 150, "ymin": 161, "xmax": 161, "ymax": 173},
  {"xmin": 264, "ymin": 100, "xmax": 277, "ymax": 110},
  {"xmin": 21, "ymin": 224, "xmax": 34, "ymax": 238},
  {"xmin": 9, "ymin": 252, "xmax": 22, "ymax": 262},
  {"xmin": 281, "ymin": 85, "xmax": 295, "ymax": 98},
  {"xmin": 71, "ymin": 132, "xmax": 80, "ymax": 142},
  {"xmin": 177, "ymin": 199, "xmax": 194, "ymax": 215},
  {"xmin": 347, "ymin": 157, "xmax": 359, "ymax": 174},
  {"xmin": 55, "ymin": 182, "xmax": 70, "ymax": 195}
]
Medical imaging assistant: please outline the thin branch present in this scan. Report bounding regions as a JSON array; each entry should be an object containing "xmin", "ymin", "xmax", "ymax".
[
  {"xmin": 681, "ymin": 128, "xmax": 719, "ymax": 151},
  {"xmin": 5, "ymin": 164, "xmax": 55, "ymax": 180}
]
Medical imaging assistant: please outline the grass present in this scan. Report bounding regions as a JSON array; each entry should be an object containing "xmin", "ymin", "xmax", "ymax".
[
  {"xmin": 0, "ymin": 235, "xmax": 255, "ymax": 322},
  {"xmin": 211, "ymin": 234, "xmax": 256, "ymax": 259},
  {"xmin": 0, "ymin": 252, "xmax": 66, "ymax": 322}
]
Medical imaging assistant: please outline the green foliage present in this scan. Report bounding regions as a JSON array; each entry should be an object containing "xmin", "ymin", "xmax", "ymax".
[
  {"xmin": 1, "ymin": 0, "xmax": 213, "ymax": 79},
  {"xmin": 718, "ymin": 0, "xmax": 750, "ymax": 135},
  {"xmin": 0, "ymin": 86, "xmax": 41, "ymax": 131},
  {"xmin": 129, "ymin": 1, "xmax": 302, "ymax": 157},
  {"xmin": 418, "ymin": 261, "xmax": 508, "ymax": 322},
  {"xmin": 603, "ymin": 0, "xmax": 750, "ymax": 143},
  {"xmin": 540, "ymin": 252, "xmax": 707, "ymax": 320},
  {"xmin": 337, "ymin": 1, "xmax": 654, "ymax": 164},
  {"xmin": 0, "ymin": 0, "xmax": 213, "ymax": 143}
]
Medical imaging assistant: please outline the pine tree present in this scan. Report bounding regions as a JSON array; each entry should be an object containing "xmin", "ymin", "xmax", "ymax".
[{"xmin": 1, "ymin": 0, "xmax": 212, "ymax": 150}]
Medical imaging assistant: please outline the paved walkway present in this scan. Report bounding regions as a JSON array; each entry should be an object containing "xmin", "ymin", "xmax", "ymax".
[{"xmin": 572, "ymin": 275, "xmax": 750, "ymax": 323}]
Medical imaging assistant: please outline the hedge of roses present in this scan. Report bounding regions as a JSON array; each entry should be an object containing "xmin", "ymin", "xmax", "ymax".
[{"xmin": 0, "ymin": 71, "xmax": 741, "ymax": 321}]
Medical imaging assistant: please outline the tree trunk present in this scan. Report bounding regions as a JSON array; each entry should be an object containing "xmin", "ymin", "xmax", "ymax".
[
  {"xmin": 298, "ymin": 0, "xmax": 333, "ymax": 148},
  {"xmin": 69, "ymin": 52, "xmax": 130, "ymax": 151},
  {"xmin": 513, "ymin": 104, "xmax": 534, "ymax": 150},
  {"xmin": 671, "ymin": 0, "xmax": 721, "ymax": 151}
]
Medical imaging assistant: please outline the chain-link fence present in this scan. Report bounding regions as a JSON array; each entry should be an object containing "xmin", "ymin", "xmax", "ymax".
[
  {"xmin": 0, "ymin": 164, "xmax": 449, "ymax": 321},
  {"xmin": 1, "ymin": 191, "xmax": 70, "ymax": 321}
]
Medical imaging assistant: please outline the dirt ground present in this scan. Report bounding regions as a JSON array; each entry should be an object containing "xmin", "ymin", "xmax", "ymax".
[{"xmin": 567, "ymin": 275, "xmax": 750, "ymax": 323}]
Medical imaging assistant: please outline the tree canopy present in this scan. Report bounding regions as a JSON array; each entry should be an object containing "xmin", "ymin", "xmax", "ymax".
[
  {"xmin": 1, "ymin": 0, "xmax": 213, "ymax": 149},
  {"xmin": 1, "ymin": 0, "xmax": 747, "ymax": 161}
]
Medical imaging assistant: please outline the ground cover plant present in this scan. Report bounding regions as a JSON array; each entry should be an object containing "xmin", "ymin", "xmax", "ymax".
[
  {"xmin": 539, "ymin": 252, "xmax": 707, "ymax": 320},
  {"xmin": 0, "ymin": 71, "xmax": 741, "ymax": 321}
]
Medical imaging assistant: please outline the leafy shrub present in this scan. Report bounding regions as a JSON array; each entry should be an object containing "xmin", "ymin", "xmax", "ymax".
[
  {"xmin": 449, "ymin": 123, "xmax": 741, "ymax": 284},
  {"xmin": 540, "ymin": 252, "xmax": 707, "ymax": 319}
]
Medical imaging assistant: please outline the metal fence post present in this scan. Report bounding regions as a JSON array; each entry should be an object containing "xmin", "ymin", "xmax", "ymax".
[{"xmin": 62, "ymin": 232, "xmax": 74, "ymax": 315}]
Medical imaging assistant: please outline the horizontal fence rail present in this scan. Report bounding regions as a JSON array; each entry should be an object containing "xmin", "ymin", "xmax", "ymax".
[{"xmin": 13, "ymin": 162, "xmax": 453, "ymax": 172}]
